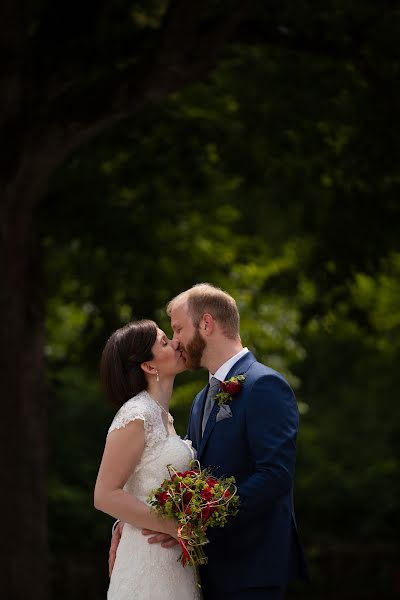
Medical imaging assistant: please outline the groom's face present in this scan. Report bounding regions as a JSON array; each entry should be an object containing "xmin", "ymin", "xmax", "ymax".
[{"xmin": 170, "ymin": 301, "xmax": 206, "ymax": 370}]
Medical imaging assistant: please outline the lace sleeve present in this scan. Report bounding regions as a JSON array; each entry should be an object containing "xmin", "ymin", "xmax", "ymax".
[
  {"xmin": 107, "ymin": 392, "xmax": 166, "ymax": 448},
  {"xmin": 108, "ymin": 401, "xmax": 146, "ymax": 433}
]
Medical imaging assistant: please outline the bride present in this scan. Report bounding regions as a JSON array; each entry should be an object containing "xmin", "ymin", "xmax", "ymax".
[{"xmin": 94, "ymin": 319, "xmax": 201, "ymax": 599}]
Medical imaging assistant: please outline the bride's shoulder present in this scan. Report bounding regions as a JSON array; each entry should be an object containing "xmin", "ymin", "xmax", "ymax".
[
  {"xmin": 124, "ymin": 390, "xmax": 153, "ymax": 407},
  {"xmin": 108, "ymin": 391, "xmax": 156, "ymax": 434}
]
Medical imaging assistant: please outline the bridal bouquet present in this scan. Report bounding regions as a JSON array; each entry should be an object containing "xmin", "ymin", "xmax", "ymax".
[{"xmin": 148, "ymin": 460, "xmax": 239, "ymax": 567}]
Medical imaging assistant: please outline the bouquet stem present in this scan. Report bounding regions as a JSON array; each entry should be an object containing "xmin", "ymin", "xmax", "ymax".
[{"xmin": 178, "ymin": 524, "xmax": 208, "ymax": 567}]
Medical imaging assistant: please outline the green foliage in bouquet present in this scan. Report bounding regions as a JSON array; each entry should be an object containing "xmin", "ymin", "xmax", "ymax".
[{"xmin": 148, "ymin": 460, "xmax": 240, "ymax": 566}]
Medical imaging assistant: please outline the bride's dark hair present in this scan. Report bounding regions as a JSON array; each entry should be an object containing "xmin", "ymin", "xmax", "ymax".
[{"xmin": 100, "ymin": 319, "xmax": 158, "ymax": 407}]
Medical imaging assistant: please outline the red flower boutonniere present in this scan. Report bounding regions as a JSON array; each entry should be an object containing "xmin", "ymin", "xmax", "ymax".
[{"xmin": 214, "ymin": 374, "xmax": 246, "ymax": 405}]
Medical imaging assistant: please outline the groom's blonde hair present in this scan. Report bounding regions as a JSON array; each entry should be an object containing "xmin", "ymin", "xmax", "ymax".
[{"xmin": 167, "ymin": 283, "xmax": 240, "ymax": 340}]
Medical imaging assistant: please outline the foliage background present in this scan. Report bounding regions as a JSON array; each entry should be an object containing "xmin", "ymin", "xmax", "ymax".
[{"xmin": 39, "ymin": 8, "xmax": 400, "ymax": 598}]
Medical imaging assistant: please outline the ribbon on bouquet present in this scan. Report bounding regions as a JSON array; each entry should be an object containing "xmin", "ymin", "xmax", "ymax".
[
  {"xmin": 177, "ymin": 525, "xmax": 191, "ymax": 567},
  {"xmin": 177, "ymin": 523, "xmax": 209, "ymax": 567}
]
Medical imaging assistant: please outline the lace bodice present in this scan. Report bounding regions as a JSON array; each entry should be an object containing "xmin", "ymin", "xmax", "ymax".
[
  {"xmin": 108, "ymin": 390, "xmax": 169, "ymax": 448},
  {"xmin": 107, "ymin": 391, "xmax": 201, "ymax": 599},
  {"xmin": 108, "ymin": 391, "xmax": 195, "ymax": 500}
]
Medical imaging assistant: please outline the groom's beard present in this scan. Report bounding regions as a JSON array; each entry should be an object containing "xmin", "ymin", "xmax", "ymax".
[{"xmin": 184, "ymin": 327, "xmax": 206, "ymax": 371}]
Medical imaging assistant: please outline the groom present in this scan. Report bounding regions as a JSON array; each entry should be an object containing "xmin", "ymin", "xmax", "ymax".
[{"xmin": 110, "ymin": 283, "xmax": 308, "ymax": 599}]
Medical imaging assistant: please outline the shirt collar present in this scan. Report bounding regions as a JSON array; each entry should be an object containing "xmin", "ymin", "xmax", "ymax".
[{"xmin": 209, "ymin": 347, "xmax": 249, "ymax": 383}]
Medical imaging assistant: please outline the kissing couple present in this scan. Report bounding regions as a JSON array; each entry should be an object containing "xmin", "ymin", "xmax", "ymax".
[{"xmin": 94, "ymin": 283, "xmax": 308, "ymax": 599}]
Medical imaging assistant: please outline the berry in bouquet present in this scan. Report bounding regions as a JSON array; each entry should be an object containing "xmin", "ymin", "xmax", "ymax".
[{"xmin": 148, "ymin": 460, "xmax": 240, "ymax": 567}]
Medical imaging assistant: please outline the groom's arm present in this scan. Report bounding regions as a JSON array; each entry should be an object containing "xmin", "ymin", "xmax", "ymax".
[
  {"xmin": 209, "ymin": 374, "xmax": 298, "ymax": 538},
  {"xmin": 237, "ymin": 374, "xmax": 298, "ymax": 515}
]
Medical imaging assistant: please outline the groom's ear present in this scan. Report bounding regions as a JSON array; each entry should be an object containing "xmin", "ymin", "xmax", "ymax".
[{"xmin": 201, "ymin": 313, "xmax": 214, "ymax": 336}]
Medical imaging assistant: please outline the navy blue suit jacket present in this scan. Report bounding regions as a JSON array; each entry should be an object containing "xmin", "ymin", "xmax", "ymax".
[{"xmin": 187, "ymin": 352, "xmax": 308, "ymax": 593}]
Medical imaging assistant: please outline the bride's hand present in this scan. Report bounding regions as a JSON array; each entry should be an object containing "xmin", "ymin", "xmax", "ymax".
[{"xmin": 141, "ymin": 527, "xmax": 179, "ymax": 548}]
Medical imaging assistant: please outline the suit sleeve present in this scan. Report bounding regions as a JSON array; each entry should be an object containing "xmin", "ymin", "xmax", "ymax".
[
  {"xmin": 208, "ymin": 374, "xmax": 298, "ymax": 539},
  {"xmin": 238, "ymin": 374, "xmax": 298, "ymax": 512}
]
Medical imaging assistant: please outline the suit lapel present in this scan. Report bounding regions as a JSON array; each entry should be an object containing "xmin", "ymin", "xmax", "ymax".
[
  {"xmin": 198, "ymin": 397, "xmax": 219, "ymax": 459},
  {"xmin": 224, "ymin": 350, "xmax": 257, "ymax": 380},
  {"xmin": 197, "ymin": 352, "xmax": 257, "ymax": 460}
]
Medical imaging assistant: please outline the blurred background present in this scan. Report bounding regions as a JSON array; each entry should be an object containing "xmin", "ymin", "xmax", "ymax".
[{"xmin": 1, "ymin": 1, "xmax": 399, "ymax": 599}]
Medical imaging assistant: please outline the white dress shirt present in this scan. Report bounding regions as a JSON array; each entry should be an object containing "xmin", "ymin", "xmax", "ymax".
[{"xmin": 209, "ymin": 347, "xmax": 249, "ymax": 383}]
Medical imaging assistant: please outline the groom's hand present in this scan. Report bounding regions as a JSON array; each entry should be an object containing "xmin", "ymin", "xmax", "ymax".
[
  {"xmin": 141, "ymin": 529, "xmax": 178, "ymax": 548},
  {"xmin": 109, "ymin": 521, "xmax": 124, "ymax": 577}
]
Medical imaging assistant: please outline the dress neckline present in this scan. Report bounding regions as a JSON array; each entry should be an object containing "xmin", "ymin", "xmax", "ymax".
[{"xmin": 144, "ymin": 391, "xmax": 175, "ymax": 436}]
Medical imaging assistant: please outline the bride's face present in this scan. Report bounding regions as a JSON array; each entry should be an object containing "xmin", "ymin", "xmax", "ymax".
[{"xmin": 150, "ymin": 328, "xmax": 186, "ymax": 376}]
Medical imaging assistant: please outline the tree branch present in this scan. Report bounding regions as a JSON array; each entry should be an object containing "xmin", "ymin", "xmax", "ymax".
[
  {"xmin": 37, "ymin": 1, "xmax": 250, "ymax": 157},
  {"xmin": 0, "ymin": 1, "xmax": 27, "ymax": 128},
  {"xmin": 230, "ymin": 22, "xmax": 360, "ymax": 61},
  {"xmin": 4, "ymin": 0, "xmax": 399, "ymax": 185}
]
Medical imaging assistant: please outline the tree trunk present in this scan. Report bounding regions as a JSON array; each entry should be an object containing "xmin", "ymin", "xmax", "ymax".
[
  {"xmin": 0, "ymin": 157, "xmax": 51, "ymax": 599},
  {"xmin": 0, "ymin": 5, "xmax": 248, "ymax": 596}
]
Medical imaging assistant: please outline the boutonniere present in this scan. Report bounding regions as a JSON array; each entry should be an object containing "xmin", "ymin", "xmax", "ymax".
[{"xmin": 214, "ymin": 374, "xmax": 246, "ymax": 405}]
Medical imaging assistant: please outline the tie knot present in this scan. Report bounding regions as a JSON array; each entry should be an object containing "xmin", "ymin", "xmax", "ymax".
[{"xmin": 209, "ymin": 377, "xmax": 221, "ymax": 393}]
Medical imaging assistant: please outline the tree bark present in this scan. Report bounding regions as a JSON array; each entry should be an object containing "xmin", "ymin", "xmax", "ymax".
[
  {"xmin": 0, "ymin": 2, "xmax": 250, "ymax": 598},
  {"xmin": 0, "ymin": 165, "xmax": 49, "ymax": 600}
]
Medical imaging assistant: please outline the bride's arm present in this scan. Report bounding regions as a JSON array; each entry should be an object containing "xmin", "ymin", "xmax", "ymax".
[{"xmin": 94, "ymin": 419, "xmax": 178, "ymax": 539}]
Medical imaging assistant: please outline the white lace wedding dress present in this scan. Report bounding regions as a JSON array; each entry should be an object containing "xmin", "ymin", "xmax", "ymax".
[{"xmin": 107, "ymin": 391, "xmax": 201, "ymax": 600}]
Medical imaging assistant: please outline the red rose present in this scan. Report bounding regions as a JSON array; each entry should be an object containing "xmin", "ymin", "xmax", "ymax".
[
  {"xmin": 200, "ymin": 505, "xmax": 211, "ymax": 522},
  {"xmin": 206, "ymin": 477, "xmax": 218, "ymax": 487},
  {"xmin": 157, "ymin": 491, "xmax": 170, "ymax": 505},
  {"xmin": 201, "ymin": 505, "xmax": 217, "ymax": 522},
  {"xmin": 223, "ymin": 489, "xmax": 231, "ymax": 499},
  {"xmin": 182, "ymin": 491, "xmax": 193, "ymax": 504},
  {"xmin": 182, "ymin": 470, "xmax": 197, "ymax": 477},
  {"xmin": 200, "ymin": 487, "xmax": 213, "ymax": 502},
  {"xmin": 221, "ymin": 380, "xmax": 242, "ymax": 395}
]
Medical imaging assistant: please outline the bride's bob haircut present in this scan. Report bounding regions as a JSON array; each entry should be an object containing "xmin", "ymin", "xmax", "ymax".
[{"xmin": 100, "ymin": 319, "xmax": 157, "ymax": 407}]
